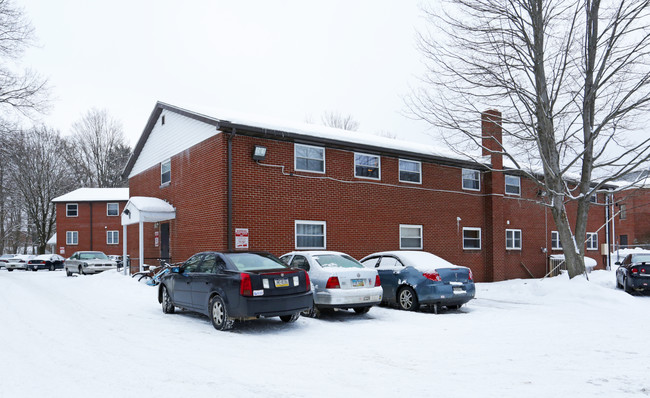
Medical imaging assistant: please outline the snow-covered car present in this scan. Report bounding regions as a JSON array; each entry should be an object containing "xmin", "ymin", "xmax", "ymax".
[
  {"xmin": 64, "ymin": 251, "xmax": 117, "ymax": 276},
  {"xmin": 280, "ymin": 251, "xmax": 382, "ymax": 316},
  {"xmin": 360, "ymin": 251, "xmax": 475, "ymax": 312},
  {"xmin": 27, "ymin": 254, "xmax": 65, "ymax": 271},
  {"xmin": 615, "ymin": 253, "xmax": 650, "ymax": 294},
  {"xmin": 0, "ymin": 254, "xmax": 16, "ymax": 269},
  {"xmin": 5, "ymin": 255, "xmax": 35, "ymax": 271}
]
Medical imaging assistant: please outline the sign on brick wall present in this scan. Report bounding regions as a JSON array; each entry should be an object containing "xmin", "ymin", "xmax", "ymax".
[{"xmin": 235, "ymin": 228, "xmax": 249, "ymax": 249}]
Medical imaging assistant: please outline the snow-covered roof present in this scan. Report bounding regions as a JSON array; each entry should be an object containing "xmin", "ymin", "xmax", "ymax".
[
  {"xmin": 121, "ymin": 196, "xmax": 176, "ymax": 225},
  {"xmin": 52, "ymin": 188, "xmax": 129, "ymax": 203},
  {"xmin": 47, "ymin": 234, "xmax": 56, "ymax": 245}
]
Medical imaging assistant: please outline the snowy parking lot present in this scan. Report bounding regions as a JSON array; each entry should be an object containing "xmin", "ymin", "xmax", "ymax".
[{"xmin": 1, "ymin": 269, "xmax": 649, "ymax": 398}]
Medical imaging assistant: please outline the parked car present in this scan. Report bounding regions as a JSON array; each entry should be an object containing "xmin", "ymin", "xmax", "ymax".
[
  {"xmin": 0, "ymin": 254, "xmax": 16, "ymax": 269},
  {"xmin": 4, "ymin": 255, "xmax": 34, "ymax": 271},
  {"xmin": 158, "ymin": 251, "xmax": 313, "ymax": 331},
  {"xmin": 280, "ymin": 251, "xmax": 382, "ymax": 316},
  {"xmin": 616, "ymin": 253, "xmax": 650, "ymax": 294},
  {"xmin": 27, "ymin": 254, "xmax": 66, "ymax": 271},
  {"xmin": 107, "ymin": 255, "xmax": 129, "ymax": 270},
  {"xmin": 360, "ymin": 251, "xmax": 476, "ymax": 312},
  {"xmin": 64, "ymin": 251, "xmax": 117, "ymax": 276}
]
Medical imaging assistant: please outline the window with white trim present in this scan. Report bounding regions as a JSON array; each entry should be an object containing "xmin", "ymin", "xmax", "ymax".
[
  {"xmin": 295, "ymin": 144, "xmax": 325, "ymax": 173},
  {"xmin": 400, "ymin": 224, "xmax": 422, "ymax": 249},
  {"xmin": 66, "ymin": 203, "xmax": 78, "ymax": 217},
  {"xmin": 399, "ymin": 159, "xmax": 421, "ymax": 184},
  {"xmin": 586, "ymin": 232, "xmax": 598, "ymax": 250},
  {"xmin": 462, "ymin": 228, "xmax": 481, "ymax": 250},
  {"xmin": 107, "ymin": 231, "xmax": 119, "ymax": 245},
  {"xmin": 589, "ymin": 194, "xmax": 597, "ymax": 203},
  {"xmin": 620, "ymin": 204, "xmax": 627, "ymax": 220},
  {"xmin": 107, "ymin": 203, "xmax": 119, "ymax": 216},
  {"xmin": 462, "ymin": 169, "xmax": 480, "ymax": 191},
  {"xmin": 506, "ymin": 229, "xmax": 522, "ymax": 250},
  {"xmin": 551, "ymin": 231, "xmax": 562, "ymax": 250},
  {"xmin": 295, "ymin": 221, "xmax": 326, "ymax": 249},
  {"xmin": 161, "ymin": 159, "xmax": 171, "ymax": 185},
  {"xmin": 505, "ymin": 175, "xmax": 521, "ymax": 195},
  {"xmin": 354, "ymin": 153, "xmax": 380, "ymax": 179},
  {"xmin": 66, "ymin": 231, "xmax": 78, "ymax": 245}
]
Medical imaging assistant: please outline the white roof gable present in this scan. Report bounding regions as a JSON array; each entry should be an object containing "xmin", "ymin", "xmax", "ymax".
[{"xmin": 52, "ymin": 188, "xmax": 129, "ymax": 203}]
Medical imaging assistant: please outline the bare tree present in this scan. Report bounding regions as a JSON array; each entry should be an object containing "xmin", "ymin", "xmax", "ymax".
[
  {"xmin": 321, "ymin": 111, "xmax": 360, "ymax": 131},
  {"xmin": 65, "ymin": 108, "xmax": 131, "ymax": 188},
  {"xmin": 409, "ymin": 0, "xmax": 650, "ymax": 278}
]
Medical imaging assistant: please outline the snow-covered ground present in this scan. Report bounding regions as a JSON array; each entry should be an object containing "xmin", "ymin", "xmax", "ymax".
[{"xmin": 1, "ymin": 269, "xmax": 648, "ymax": 397}]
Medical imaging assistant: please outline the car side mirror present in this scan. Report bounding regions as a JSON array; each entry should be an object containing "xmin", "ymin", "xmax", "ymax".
[{"xmin": 614, "ymin": 261, "xmax": 621, "ymax": 265}]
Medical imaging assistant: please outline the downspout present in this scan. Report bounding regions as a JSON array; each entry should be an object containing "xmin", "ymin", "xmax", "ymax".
[{"xmin": 227, "ymin": 128, "xmax": 236, "ymax": 251}]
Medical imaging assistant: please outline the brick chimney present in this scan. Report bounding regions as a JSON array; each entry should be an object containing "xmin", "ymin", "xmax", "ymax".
[{"xmin": 481, "ymin": 110, "xmax": 503, "ymax": 170}]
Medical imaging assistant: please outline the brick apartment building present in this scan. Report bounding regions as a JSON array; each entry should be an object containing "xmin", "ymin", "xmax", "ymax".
[
  {"xmin": 613, "ymin": 185, "xmax": 650, "ymax": 249},
  {"xmin": 52, "ymin": 188, "xmax": 129, "ymax": 257},
  {"xmin": 120, "ymin": 102, "xmax": 616, "ymax": 281}
]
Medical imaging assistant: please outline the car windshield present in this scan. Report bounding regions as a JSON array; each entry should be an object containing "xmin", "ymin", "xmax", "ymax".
[
  {"xmin": 79, "ymin": 252, "xmax": 108, "ymax": 260},
  {"xmin": 631, "ymin": 254, "xmax": 650, "ymax": 263},
  {"xmin": 313, "ymin": 254, "xmax": 363, "ymax": 268},
  {"xmin": 225, "ymin": 253, "xmax": 288, "ymax": 272}
]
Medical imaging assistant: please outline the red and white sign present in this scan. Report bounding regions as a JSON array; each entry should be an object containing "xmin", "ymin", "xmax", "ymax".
[
  {"xmin": 235, "ymin": 228, "xmax": 249, "ymax": 249},
  {"xmin": 154, "ymin": 231, "xmax": 159, "ymax": 247},
  {"xmin": 59, "ymin": 247, "xmax": 65, "ymax": 255}
]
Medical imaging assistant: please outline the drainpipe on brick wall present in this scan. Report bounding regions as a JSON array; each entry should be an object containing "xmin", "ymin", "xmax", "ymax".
[{"xmin": 227, "ymin": 128, "xmax": 236, "ymax": 251}]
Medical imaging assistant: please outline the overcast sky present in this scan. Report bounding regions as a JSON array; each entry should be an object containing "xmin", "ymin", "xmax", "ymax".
[{"xmin": 19, "ymin": 0, "xmax": 441, "ymax": 147}]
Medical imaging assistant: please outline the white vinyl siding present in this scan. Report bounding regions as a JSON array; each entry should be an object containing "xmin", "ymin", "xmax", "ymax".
[
  {"xmin": 400, "ymin": 225, "xmax": 422, "ymax": 249},
  {"xmin": 295, "ymin": 221, "xmax": 326, "ymax": 249}
]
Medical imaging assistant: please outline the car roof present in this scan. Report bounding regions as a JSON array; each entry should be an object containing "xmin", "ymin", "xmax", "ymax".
[{"xmin": 282, "ymin": 251, "xmax": 351, "ymax": 257}]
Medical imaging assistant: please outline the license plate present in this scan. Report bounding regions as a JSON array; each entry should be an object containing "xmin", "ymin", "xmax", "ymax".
[
  {"xmin": 453, "ymin": 287, "xmax": 465, "ymax": 294},
  {"xmin": 352, "ymin": 279, "xmax": 365, "ymax": 287},
  {"xmin": 274, "ymin": 278, "xmax": 289, "ymax": 287}
]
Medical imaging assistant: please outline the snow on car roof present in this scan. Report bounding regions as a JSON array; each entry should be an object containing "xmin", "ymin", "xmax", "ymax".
[
  {"xmin": 369, "ymin": 251, "xmax": 462, "ymax": 271},
  {"xmin": 52, "ymin": 188, "xmax": 129, "ymax": 202}
]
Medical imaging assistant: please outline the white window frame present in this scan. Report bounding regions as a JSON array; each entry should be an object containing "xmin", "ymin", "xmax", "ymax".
[
  {"xmin": 66, "ymin": 203, "xmax": 78, "ymax": 217},
  {"xmin": 590, "ymin": 194, "xmax": 598, "ymax": 203},
  {"xmin": 107, "ymin": 202, "xmax": 119, "ymax": 216},
  {"xmin": 462, "ymin": 169, "xmax": 480, "ymax": 191},
  {"xmin": 586, "ymin": 232, "xmax": 598, "ymax": 251},
  {"xmin": 354, "ymin": 152, "xmax": 381, "ymax": 180},
  {"xmin": 398, "ymin": 159, "xmax": 422, "ymax": 184},
  {"xmin": 295, "ymin": 220, "xmax": 326, "ymax": 250},
  {"xmin": 161, "ymin": 159, "xmax": 171, "ymax": 186},
  {"xmin": 66, "ymin": 231, "xmax": 78, "ymax": 245},
  {"xmin": 620, "ymin": 204, "xmax": 627, "ymax": 220},
  {"xmin": 462, "ymin": 227, "xmax": 482, "ymax": 250},
  {"xmin": 107, "ymin": 230, "xmax": 119, "ymax": 245},
  {"xmin": 399, "ymin": 224, "xmax": 423, "ymax": 250},
  {"xmin": 551, "ymin": 231, "xmax": 562, "ymax": 250},
  {"xmin": 506, "ymin": 229, "xmax": 522, "ymax": 250},
  {"xmin": 294, "ymin": 143, "xmax": 325, "ymax": 173},
  {"xmin": 505, "ymin": 175, "xmax": 521, "ymax": 196}
]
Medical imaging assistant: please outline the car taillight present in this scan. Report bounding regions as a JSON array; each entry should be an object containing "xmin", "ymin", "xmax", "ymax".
[
  {"xmin": 468, "ymin": 269, "xmax": 473, "ymax": 281},
  {"xmin": 641, "ymin": 268, "xmax": 646, "ymax": 274},
  {"xmin": 325, "ymin": 276, "xmax": 340, "ymax": 289},
  {"xmin": 631, "ymin": 268, "xmax": 638, "ymax": 275},
  {"xmin": 305, "ymin": 272, "xmax": 311, "ymax": 292},
  {"xmin": 375, "ymin": 275, "xmax": 381, "ymax": 287},
  {"xmin": 423, "ymin": 272, "xmax": 441, "ymax": 282},
  {"xmin": 240, "ymin": 273, "xmax": 252, "ymax": 296}
]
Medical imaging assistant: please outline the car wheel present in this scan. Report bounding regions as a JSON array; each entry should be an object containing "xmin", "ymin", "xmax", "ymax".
[
  {"xmin": 7, "ymin": 268, "xmax": 13, "ymax": 272},
  {"xmin": 209, "ymin": 295, "xmax": 233, "ymax": 331},
  {"xmin": 280, "ymin": 312, "xmax": 300, "ymax": 323},
  {"xmin": 65, "ymin": 268, "xmax": 72, "ymax": 277},
  {"xmin": 398, "ymin": 286, "xmax": 420, "ymax": 311},
  {"xmin": 31, "ymin": 267, "xmax": 37, "ymax": 272},
  {"xmin": 353, "ymin": 306, "xmax": 371, "ymax": 314},
  {"xmin": 616, "ymin": 275, "xmax": 622, "ymax": 289},
  {"xmin": 447, "ymin": 304, "xmax": 462, "ymax": 310},
  {"xmin": 78, "ymin": 266, "xmax": 84, "ymax": 275},
  {"xmin": 161, "ymin": 286, "xmax": 175, "ymax": 314},
  {"xmin": 624, "ymin": 276, "xmax": 633, "ymax": 294},
  {"xmin": 49, "ymin": 264, "xmax": 55, "ymax": 271}
]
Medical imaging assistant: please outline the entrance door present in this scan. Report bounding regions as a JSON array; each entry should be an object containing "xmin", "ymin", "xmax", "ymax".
[{"xmin": 160, "ymin": 223, "xmax": 170, "ymax": 263}]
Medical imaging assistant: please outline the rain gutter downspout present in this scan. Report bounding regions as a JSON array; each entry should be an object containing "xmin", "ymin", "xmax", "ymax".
[{"xmin": 227, "ymin": 128, "xmax": 236, "ymax": 251}]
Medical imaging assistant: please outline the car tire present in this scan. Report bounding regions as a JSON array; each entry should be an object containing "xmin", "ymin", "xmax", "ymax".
[
  {"xmin": 7, "ymin": 268, "xmax": 13, "ymax": 272},
  {"xmin": 49, "ymin": 264, "xmax": 55, "ymax": 271},
  {"xmin": 616, "ymin": 276, "xmax": 622, "ymax": 289},
  {"xmin": 31, "ymin": 267, "xmax": 37, "ymax": 272},
  {"xmin": 209, "ymin": 295, "xmax": 233, "ymax": 331},
  {"xmin": 447, "ymin": 304, "xmax": 462, "ymax": 310},
  {"xmin": 161, "ymin": 286, "xmax": 175, "ymax": 314},
  {"xmin": 624, "ymin": 276, "xmax": 633, "ymax": 294},
  {"xmin": 66, "ymin": 268, "xmax": 72, "ymax": 277},
  {"xmin": 280, "ymin": 312, "xmax": 300, "ymax": 323},
  {"xmin": 79, "ymin": 266, "xmax": 84, "ymax": 275},
  {"xmin": 398, "ymin": 286, "xmax": 420, "ymax": 311},
  {"xmin": 353, "ymin": 306, "xmax": 371, "ymax": 314}
]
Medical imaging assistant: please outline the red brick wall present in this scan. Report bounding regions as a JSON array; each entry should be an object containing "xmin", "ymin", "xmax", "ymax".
[
  {"xmin": 55, "ymin": 201, "xmax": 126, "ymax": 257},
  {"xmin": 614, "ymin": 188, "xmax": 650, "ymax": 246}
]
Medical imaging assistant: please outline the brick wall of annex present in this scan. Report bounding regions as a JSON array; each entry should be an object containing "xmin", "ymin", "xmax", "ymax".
[
  {"xmin": 127, "ymin": 130, "xmax": 609, "ymax": 282},
  {"xmin": 614, "ymin": 188, "xmax": 650, "ymax": 247}
]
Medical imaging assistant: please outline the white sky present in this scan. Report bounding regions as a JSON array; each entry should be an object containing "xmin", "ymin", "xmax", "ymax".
[{"xmin": 19, "ymin": 0, "xmax": 438, "ymax": 147}]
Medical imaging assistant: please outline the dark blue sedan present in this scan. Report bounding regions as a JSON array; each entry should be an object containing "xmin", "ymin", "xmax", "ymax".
[
  {"xmin": 616, "ymin": 253, "xmax": 650, "ymax": 294},
  {"xmin": 158, "ymin": 251, "xmax": 313, "ymax": 330},
  {"xmin": 360, "ymin": 251, "xmax": 475, "ymax": 312}
]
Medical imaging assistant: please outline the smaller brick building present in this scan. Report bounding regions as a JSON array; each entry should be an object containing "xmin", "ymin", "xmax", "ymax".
[{"xmin": 52, "ymin": 188, "xmax": 129, "ymax": 257}]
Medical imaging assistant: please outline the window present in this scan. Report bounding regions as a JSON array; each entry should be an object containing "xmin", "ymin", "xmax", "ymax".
[
  {"xmin": 107, "ymin": 231, "xmax": 119, "ymax": 245},
  {"xmin": 586, "ymin": 232, "xmax": 598, "ymax": 250},
  {"xmin": 399, "ymin": 159, "xmax": 421, "ymax": 184},
  {"xmin": 295, "ymin": 221, "xmax": 326, "ymax": 249},
  {"xmin": 295, "ymin": 144, "xmax": 325, "ymax": 173},
  {"xmin": 462, "ymin": 228, "xmax": 481, "ymax": 250},
  {"xmin": 551, "ymin": 231, "xmax": 562, "ymax": 250},
  {"xmin": 505, "ymin": 175, "xmax": 521, "ymax": 195},
  {"xmin": 462, "ymin": 169, "xmax": 480, "ymax": 191},
  {"xmin": 66, "ymin": 203, "xmax": 78, "ymax": 217},
  {"xmin": 183, "ymin": 254, "xmax": 203, "ymax": 273},
  {"xmin": 619, "ymin": 234, "xmax": 628, "ymax": 248},
  {"xmin": 400, "ymin": 225, "xmax": 422, "ymax": 249},
  {"xmin": 377, "ymin": 257, "xmax": 403, "ymax": 270},
  {"xmin": 589, "ymin": 194, "xmax": 597, "ymax": 203},
  {"xmin": 506, "ymin": 229, "xmax": 522, "ymax": 250},
  {"xmin": 620, "ymin": 204, "xmax": 627, "ymax": 220},
  {"xmin": 107, "ymin": 203, "xmax": 119, "ymax": 216},
  {"xmin": 66, "ymin": 231, "xmax": 78, "ymax": 245},
  {"xmin": 290, "ymin": 255, "xmax": 310, "ymax": 271},
  {"xmin": 161, "ymin": 159, "xmax": 171, "ymax": 185},
  {"xmin": 354, "ymin": 153, "xmax": 380, "ymax": 179}
]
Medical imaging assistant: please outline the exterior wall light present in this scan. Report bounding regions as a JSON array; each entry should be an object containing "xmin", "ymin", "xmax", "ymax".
[{"xmin": 253, "ymin": 145, "xmax": 267, "ymax": 161}]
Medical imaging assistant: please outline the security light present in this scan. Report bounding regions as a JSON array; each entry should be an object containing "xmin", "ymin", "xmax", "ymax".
[{"xmin": 252, "ymin": 145, "xmax": 267, "ymax": 161}]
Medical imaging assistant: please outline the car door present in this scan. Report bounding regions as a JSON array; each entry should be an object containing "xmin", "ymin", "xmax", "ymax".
[
  {"xmin": 66, "ymin": 253, "xmax": 79, "ymax": 271},
  {"xmin": 173, "ymin": 254, "xmax": 203, "ymax": 308},
  {"xmin": 191, "ymin": 254, "xmax": 219, "ymax": 311},
  {"xmin": 375, "ymin": 257, "xmax": 404, "ymax": 304}
]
